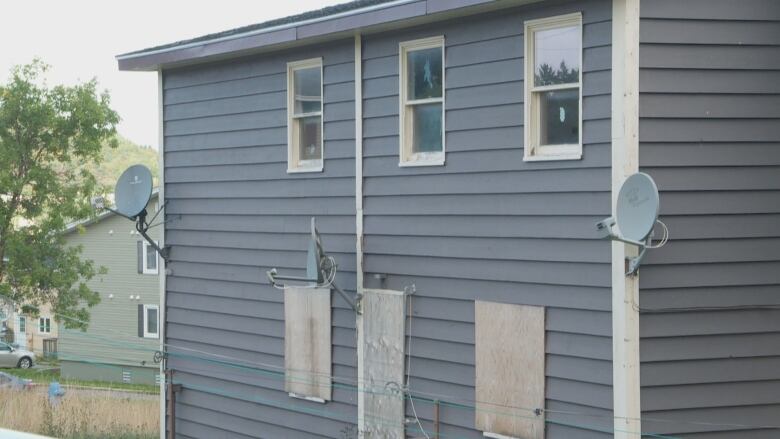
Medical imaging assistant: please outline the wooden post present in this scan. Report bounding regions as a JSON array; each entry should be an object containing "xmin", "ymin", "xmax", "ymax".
[{"xmin": 433, "ymin": 399, "xmax": 440, "ymax": 438}]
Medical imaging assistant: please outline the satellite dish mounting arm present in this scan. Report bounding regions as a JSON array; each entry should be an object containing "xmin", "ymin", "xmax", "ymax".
[{"xmin": 136, "ymin": 209, "xmax": 170, "ymax": 262}]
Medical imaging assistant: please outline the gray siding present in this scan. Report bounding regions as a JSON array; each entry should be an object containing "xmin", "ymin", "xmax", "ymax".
[
  {"xmin": 360, "ymin": 1, "xmax": 613, "ymax": 437},
  {"xmin": 638, "ymin": 1, "xmax": 780, "ymax": 437},
  {"xmin": 163, "ymin": 39, "xmax": 358, "ymax": 438}
]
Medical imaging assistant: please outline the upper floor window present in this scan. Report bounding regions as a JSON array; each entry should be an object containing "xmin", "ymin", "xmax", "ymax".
[
  {"xmin": 399, "ymin": 36, "xmax": 445, "ymax": 166},
  {"xmin": 38, "ymin": 317, "xmax": 51, "ymax": 334},
  {"xmin": 524, "ymin": 13, "xmax": 582, "ymax": 161},
  {"xmin": 287, "ymin": 58, "xmax": 323, "ymax": 173},
  {"xmin": 142, "ymin": 304, "xmax": 159, "ymax": 339}
]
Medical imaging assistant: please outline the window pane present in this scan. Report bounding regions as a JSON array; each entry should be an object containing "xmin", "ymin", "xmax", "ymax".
[
  {"xmin": 297, "ymin": 116, "xmax": 322, "ymax": 161},
  {"xmin": 294, "ymin": 67, "xmax": 321, "ymax": 114},
  {"xmin": 534, "ymin": 25, "xmax": 580, "ymax": 86},
  {"xmin": 147, "ymin": 308, "xmax": 158, "ymax": 334},
  {"xmin": 146, "ymin": 246, "xmax": 157, "ymax": 271},
  {"xmin": 411, "ymin": 103, "xmax": 443, "ymax": 153},
  {"xmin": 538, "ymin": 89, "xmax": 579, "ymax": 145},
  {"xmin": 407, "ymin": 47, "xmax": 443, "ymax": 100}
]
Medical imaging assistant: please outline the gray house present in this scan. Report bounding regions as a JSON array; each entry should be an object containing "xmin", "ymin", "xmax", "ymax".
[
  {"xmin": 59, "ymin": 192, "xmax": 161, "ymax": 385},
  {"xmin": 118, "ymin": 0, "xmax": 780, "ymax": 438}
]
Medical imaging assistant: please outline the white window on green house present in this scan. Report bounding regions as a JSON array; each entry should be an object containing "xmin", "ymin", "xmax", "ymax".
[
  {"xmin": 524, "ymin": 13, "xmax": 582, "ymax": 161},
  {"xmin": 287, "ymin": 58, "xmax": 323, "ymax": 172},
  {"xmin": 399, "ymin": 36, "xmax": 445, "ymax": 166},
  {"xmin": 143, "ymin": 304, "xmax": 159, "ymax": 339},
  {"xmin": 143, "ymin": 241, "xmax": 158, "ymax": 275},
  {"xmin": 38, "ymin": 317, "xmax": 51, "ymax": 334}
]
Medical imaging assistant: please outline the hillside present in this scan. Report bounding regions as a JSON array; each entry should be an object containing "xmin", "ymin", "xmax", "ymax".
[{"xmin": 88, "ymin": 136, "xmax": 159, "ymax": 191}]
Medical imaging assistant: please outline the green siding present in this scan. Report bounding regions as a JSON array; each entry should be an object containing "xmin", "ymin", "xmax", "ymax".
[
  {"xmin": 60, "ymin": 360, "xmax": 159, "ymax": 385},
  {"xmin": 59, "ymin": 198, "xmax": 160, "ymax": 380}
]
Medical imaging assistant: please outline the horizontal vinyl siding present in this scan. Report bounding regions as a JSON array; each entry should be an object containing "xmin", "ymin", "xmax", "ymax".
[
  {"xmin": 638, "ymin": 1, "xmax": 780, "ymax": 437},
  {"xmin": 360, "ymin": 1, "xmax": 612, "ymax": 438},
  {"xmin": 162, "ymin": 39, "xmax": 357, "ymax": 439},
  {"xmin": 60, "ymin": 208, "xmax": 160, "ymax": 372}
]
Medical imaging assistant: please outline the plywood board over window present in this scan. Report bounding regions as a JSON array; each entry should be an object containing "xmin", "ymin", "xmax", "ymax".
[
  {"xmin": 284, "ymin": 287, "xmax": 332, "ymax": 402},
  {"xmin": 361, "ymin": 289, "xmax": 405, "ymax": 438},
  {"xmin": 475, "ymin": 301, "xmax": 545, "ymax": 439}
]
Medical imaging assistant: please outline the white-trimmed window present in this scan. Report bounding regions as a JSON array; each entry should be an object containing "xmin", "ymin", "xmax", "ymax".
[
  {"xmin": 143, "ymin": 304, "xmax": 159, "ymax": 339},
  {"xmin": 524, "ymin": 13, "xmax": 582, "ymax": 161},
  {"xmin": 38, "ymin": 317, "xmax": 51, "ymax": 334},
  {"xmin": 142, "ymin": 241, "xmax": 158, "ymax": 275},
  {"xmin": 287, "ymin": 58, "xmax": 324, "ymax": 172},
  {"xmin": 399, "ymin": 36, "xmax": 445, "ymax": 166}
]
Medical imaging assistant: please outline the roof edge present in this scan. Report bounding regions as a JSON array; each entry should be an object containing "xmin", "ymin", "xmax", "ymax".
[{"xmin": 63, "ymin": 190, "xmax": 160, "ymax": 235}]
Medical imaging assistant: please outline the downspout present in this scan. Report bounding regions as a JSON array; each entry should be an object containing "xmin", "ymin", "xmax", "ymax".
[
  {"xmin": 611, "ymin": 0, "xmax": 641, "ymax": 438},
  {"xmin": 353, "ymin": 32, "xmax": 366, "ymax": 437}
]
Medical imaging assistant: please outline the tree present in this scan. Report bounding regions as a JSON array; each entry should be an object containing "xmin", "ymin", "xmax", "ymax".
[{"xmin": 0, "ymin": 60, "xmax": 119, "ymax": 329}]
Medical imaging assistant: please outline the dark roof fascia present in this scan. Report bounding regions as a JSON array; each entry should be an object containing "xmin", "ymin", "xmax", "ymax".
[
  {"xmin": 117, "ymin": 0, "xmax": 543, "ymax": 71},
  {"xmin": 63, "ymin": 190, "xmax": 159, "ymax": 235}
]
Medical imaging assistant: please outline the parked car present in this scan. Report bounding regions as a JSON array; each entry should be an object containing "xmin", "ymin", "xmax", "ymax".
[
  {"xmin": 0, "ymin": 341, "xmax": 35, "ymax": 368},
  {"xmin": 0, "ymin": 371, "xmax": 33, "ymax": 391}
]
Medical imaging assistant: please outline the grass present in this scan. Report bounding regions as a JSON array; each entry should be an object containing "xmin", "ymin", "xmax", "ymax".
[
  {"xmin": 0, "ymin": 388, "xmax": 158, "ymax": 439},
  {"xmin": 1, "ymin": 368, "xmax": 159, "ymax": 394}
]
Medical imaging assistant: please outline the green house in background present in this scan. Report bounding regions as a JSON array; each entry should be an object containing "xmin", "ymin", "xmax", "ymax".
[{"xmin": 59, "ymin": 191, "xmax": 160, "ymax": 385}]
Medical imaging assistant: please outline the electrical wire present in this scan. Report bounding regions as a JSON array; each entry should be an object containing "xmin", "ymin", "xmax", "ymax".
[{"xmin": 645, "ymin": 219, "xmax": 669, "ymax": 249}]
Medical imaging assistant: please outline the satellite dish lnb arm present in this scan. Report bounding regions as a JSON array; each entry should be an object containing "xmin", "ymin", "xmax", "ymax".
[{"xmin": 135, "ymin": 210, "xmax": 170, "ymax": 261}]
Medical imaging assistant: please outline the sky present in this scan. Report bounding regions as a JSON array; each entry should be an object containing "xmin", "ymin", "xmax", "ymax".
[{"xmin": 0, "ymin": 0, "xmax": 344, "ymax": 150}]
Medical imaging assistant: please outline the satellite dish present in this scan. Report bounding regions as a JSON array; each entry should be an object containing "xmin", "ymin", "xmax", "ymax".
[
  {"xmin": 616, "ymin": 173, "xmax": 660, "ymax": 242},
  {"xmin": 596, "ymin": 172, "xmax": 668, "ymax": 275},
  {"xmin": 267, "ymin": 217, "xmax": 362, "ymax": 314},
  {"xmin": 114, "ymin": 165, "xmax": 153, "ymax": 220}
]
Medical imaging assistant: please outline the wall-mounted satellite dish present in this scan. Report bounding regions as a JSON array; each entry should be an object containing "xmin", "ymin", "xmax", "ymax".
[
  {"xmin": 115, "ymin": 165, "xmax": 154, "ymax": 220},
  {"xmin": 267, "ymin": 218, "xmax": 362, "ymax": 314},
  {"xmin": 597, "ymin": 172, "xmax": 668, "ymax": 275},
  {"xmin": 93, "ymin": 164, "xmax": 170, "ymax": 261}
]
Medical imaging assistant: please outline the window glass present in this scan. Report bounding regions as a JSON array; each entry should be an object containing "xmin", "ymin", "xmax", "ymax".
[
  {"xmin": 538, "ymin": 89, "xmax": 579, "ymax": 145},
  {"xmin": 146, "ymin": 244, "xmax": 157, "ymax": 271},
  {"xmin": 147, "ymin": 308, "xmax": 158, "ymax": 335},
  {"xmin": 18, "ymin": 317, "xmax": 25, "ymax": 333},
  {"xmin": 293, "ymin": 67, "xmax": 322, "ymax": 115},
  {"xmin": 297, "ymin": 116, "xmax": 323, "ymax": 161},
  {"xmin": 412, "ymin": 103, "xmax": 443, "ymax": 153},
  {"xmin": 407, "ymin": 47, "xmax": 443, "ymax": 100},
  {"xmin": 0, "ymin": 342, "xmax": 10, "ymax": 351},
  {"xmin": 39, "ymin": 318, "xmax": 51, "ymax": 333},
  {"xmin": 534, "ymin": 25, "xmax": 580, "ymax": 86}
]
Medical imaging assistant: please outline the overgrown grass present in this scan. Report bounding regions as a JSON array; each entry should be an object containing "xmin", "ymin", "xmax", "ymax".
[
  {"xmin": 1, "ymin": 368, "xmax": 159, "ymax": 393},
  {"xmin": 0, "ymin": 388, "xmax": 158, "ymax": 438}
]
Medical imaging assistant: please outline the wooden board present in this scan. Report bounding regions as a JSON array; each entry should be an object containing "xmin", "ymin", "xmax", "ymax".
[
  {"xmin": 361, "ymin": 289, "xmax": 406, "ymax": 438},
  {"xmin": 475, "ymin": 301, "xmax": 545, "ymax": 439},
  {"xmin": 284, "ymin": 287, "xmax": 332, "ymax": 401}
]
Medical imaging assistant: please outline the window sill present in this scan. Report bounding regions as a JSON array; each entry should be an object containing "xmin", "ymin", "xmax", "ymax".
[
  {"xmin": 142, "ymin": 270, "xmax": 159, "ymax": 275},
  {"xmin": 483, "ymin": 433, "xmax": 520, "ymax": 439},
  {"xmin": 287, "ymin": 164, "xmax": 324, "ymax": 174},
  {"xmin": 398, "ymin": 157, "xmax": 445, "ymax": 167},
  {"xmin": 143, "ymin": 335, "xmax": 159, "ymax": 339},
  {"xmin": 523, "ymin": 151, "xmax": 582, "ymax": 162}
]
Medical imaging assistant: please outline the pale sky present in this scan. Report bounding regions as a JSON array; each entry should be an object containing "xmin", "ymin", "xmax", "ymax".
[{"xmin": 1, "ymin": 0, "xmax": 344, "ymax": 150}]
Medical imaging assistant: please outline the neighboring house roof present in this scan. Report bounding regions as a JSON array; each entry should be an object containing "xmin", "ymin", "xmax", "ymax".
[
  {"xmin": 63, "ymin": 190, "xmax": 159, "ymax": 235},
  {"xmin": 116, "ymin": 0, "xmax": 540, "ymax": 71}
]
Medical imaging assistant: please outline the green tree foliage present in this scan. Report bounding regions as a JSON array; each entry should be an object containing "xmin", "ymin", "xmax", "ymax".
[
  {"xmin": 0, "ymin": 60, "xmax": 119, "ymax": 328},
  {"xmin": 534, "ymin": 60, "xmax": 579, "ymax": 86}
]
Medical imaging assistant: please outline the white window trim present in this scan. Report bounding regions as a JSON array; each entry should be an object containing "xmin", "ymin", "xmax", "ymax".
[
  {"xmin": 399, "ymin": 36, "xmax": 446, "ymax": 167},
  {"xmin": 143, "ymin": 304, "xmax": 159, "ymax": 339},
  {"xmin": 523, "ymin": 12, "xmax": 583, "ymax": 162},
  {"xmin": 142, "ymin": 241, "xmax": 159, "ymax": 275},
  {"xmin": 38, "ymin": 317, "xmax": 51, "ymax": 334},
  {"xmin": 287, "ymin": 57, "xmax": 324, "ymax": 173}
]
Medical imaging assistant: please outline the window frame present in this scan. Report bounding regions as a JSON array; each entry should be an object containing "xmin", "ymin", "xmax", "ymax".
[
  {"xmin": 287, "ymin": 57, "xmax": 325, "ymax": 173},
  {"xmin": 38, "ymin": 317, "xmax": 51, "ymax": 334},
  {"xmin": 142, "ymin": 304, "xmax": 159, "ymax": 339},
  {"xmin": 142, "ymin": 241, "xmax": 159, "ymax": 275},
  {"xmin": 399, "ymin": 36, "xmax": 446, "ymax": 167},
  {"xmin": 524, "ymin": 12, "xmax": 583, "ymax": 162}
]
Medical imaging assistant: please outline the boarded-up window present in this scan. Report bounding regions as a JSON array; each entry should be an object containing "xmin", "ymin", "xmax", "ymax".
[
  {"xmin": 360, "ymin": 289, "xmax": 406, "ymax": 438},
  {"xmin": 475, "ymin": 301, "xmax": 545, "ymax": 439},
  {"xmin": 284, "ymin": 287, "xmax": 331, "ymax": 401}
]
